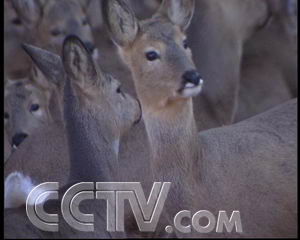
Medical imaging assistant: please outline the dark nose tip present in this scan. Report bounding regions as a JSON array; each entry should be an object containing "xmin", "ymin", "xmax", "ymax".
[
  {"xmin": 84, "ymin": 41, "xmax": 95, "ymax": 53},
  {"xmin": 12, "ymin": 133, "xmax": 28, "ymax": 147},
  {"xmin": 182, "ymin": 70, "xmax": 201, "ymax": 85}
]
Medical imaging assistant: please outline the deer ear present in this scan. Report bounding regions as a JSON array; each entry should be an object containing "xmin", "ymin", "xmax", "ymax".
[
  {"xmin": 62, "ymin": 35, "xmax": 102, "ymax": 87},
  {"xmin": 155, "ymin": 0, "xmax": 195, "ymax": 31},
  {"xmin": 102, "ymin": 0, "xmax": 138, "ymax": 47},
  {"xmin": 11, "ymin": 0, "xmax": 42, "ymax": 26},
  {"xmin": 22, "ymin": 43, "xmax": 64, "ymax": 87}
]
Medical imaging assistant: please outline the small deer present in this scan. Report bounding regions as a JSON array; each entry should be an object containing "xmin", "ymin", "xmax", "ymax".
[
  {"xmin": 4, "ymin": 0, "xmax": 99, "ymax": 149},
  {"xmin": 4, "ymin": 45, "xmax": 70, "ymax": 205},
  {"xmin": 5, "ymin": 36, "xmax": 141, "ymax": 238},
  {"xmin": 104, "ymin": 0, "xmax": 297, "ymax": 237}
]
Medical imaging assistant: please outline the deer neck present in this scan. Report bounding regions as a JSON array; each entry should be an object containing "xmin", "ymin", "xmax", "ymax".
[
  {"xmin": 190, "ymin": 0, "xmax": 243, "ymax": 129},
  {"xmin": 142, "ymin": 98, "xmax": 201, "ymax": 202},
  {"xmin": 64, "ymin": 79, "xmax": 119, "ymax": 183}
]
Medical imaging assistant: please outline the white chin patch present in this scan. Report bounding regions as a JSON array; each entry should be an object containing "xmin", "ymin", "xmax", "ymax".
[{"xmin": 180, "ymin": 79, "xmax": 204, "ymax": 98}]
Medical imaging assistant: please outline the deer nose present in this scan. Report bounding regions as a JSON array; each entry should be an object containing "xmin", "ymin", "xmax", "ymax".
[
  {"xmin": 84, "ymin": 41, "xmax": 95, "ymax": 53},
  {"xmin": 12, "ymin": 133, "xmax": 28, "ymax": 147},
  {"xmin": 182, "ymin": 70, "xmax": 201, "ymax": 86}
]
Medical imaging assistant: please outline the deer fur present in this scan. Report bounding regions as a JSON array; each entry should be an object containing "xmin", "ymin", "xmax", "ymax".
[
  {"xmin": 236, "ymin": 0, "xmax": 298, "ymax": 121},
  {"xmin": 4, "ymin": 45, "xmax": 70, "ymax": 203},
  {"xmin": 188, "ymin": 0, "xmax": 297, "ymax": 129},
  {"xmin": 5, "ymin": 171, "xmax": 52, "ymax": 209},
  {"xmin": 4, "ymin": 36, "xmax": 141, "ymax": 238},
  {"xmin": 4, "ymin": 67, "xmax": 58, "ymax": 148},
  {"xmin": 104, "ymin": 0, "xmax": 297, "ymax": 237},
  {"xmin": 4, "ymin": 130, "xmax": 11, "ymax": 163},
  {"xmin": 4, "ymin": 0, "xmax": 97, "ymax": 79}
]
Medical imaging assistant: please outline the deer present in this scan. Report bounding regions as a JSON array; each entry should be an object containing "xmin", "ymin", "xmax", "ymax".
[
  {"xmin": 93, "ymin": 0, "xmax": 297, "ymax": 132},
  {"xmin": 236, "ymin": 0, "xmax": 298, "ymax": 121},
  {"xmin": 4, "ymin": 0, "xmax": 97, "ymax": 80},
  {"xmin": 4, "ymin": 45, "xmax": 70, "ymax": 202},
  {"xmin": 4, "ymin": 2, "xmax": 147, "ymax": 211},
  {"xmin": 4, "ymin": 31, "xmax": 147, "ymax": 211},
  {"xmin": 5, "ymin": 36, "xmax": 141, "ymax": 238},
  {"xmin": 94, "ymin": 0, "xmax": 296, "ymax": 132},
  {"xmin": 186, "ymin": 0, "xmax": 297, "ymax": 130},
  {"xmin": 4, "ymin": 0, "xmax": 99, "ymax": 152},
  {"xmin": 4, "ymin": 66, "xmax": 60, "ymax": 150},
  {"xmin": 104, "ymin": 0, "xmax": 297, "ymax": 237},
  {"xmin": 4, "ymin": 0, "xmax": 99, "ymax": 149}
]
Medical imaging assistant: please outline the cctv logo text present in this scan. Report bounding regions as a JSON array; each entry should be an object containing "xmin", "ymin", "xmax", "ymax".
[{"xmin": 26, "ymin": 182, "xmax": 242, "ymax": 234}]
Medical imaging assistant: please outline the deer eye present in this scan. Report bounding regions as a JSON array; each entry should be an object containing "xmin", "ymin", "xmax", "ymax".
[
  {"xmin": 4, "ymin": 112, "xmax": 9, "ymax": 119},
  {"xmin": 30, "ymin": 104, "xmax": 40, "ymax": 112},
  {"xmin": 183, "ymin": 39, "xmax": 188, "ymax": 49},
  {"xmin": 116, "ymin": 86, "xmax": 125, "ymax": 98},
  {"xmin": 116, "ymin": 85, "xmax": 126, "ymax": 98},
  {"xmin": 145, "ymin": 51, "xmax": 160, "ymax": 61},
  {"xmin": 116, "ymin": 86, "xmax": 121, "ymax": 93}
]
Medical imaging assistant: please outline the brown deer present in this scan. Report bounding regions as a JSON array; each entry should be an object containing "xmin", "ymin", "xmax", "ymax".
[
  {"xmin": 4, "ymin": 0, "xmax": 99, "ymax": 152},
  {"xmin": 93, "ymin": 0, "xmax": 297, "ymax": 132},
  {"xmin": 236, "ymin": 0, "xmax": 298, "ymax": 121},
  {"xmin": 104, "ymin": 0, "xmax": 297, "ymax": 237},
  {"xmin": 4, "ymin": 0, "xmax": 98, "ymax": 156},
  {"xmin": 4, "ymin": 44, "xmax": 70, "ymax": 205},
  {"xmin": 188, "ymin": 0, "xmax": 297, "ymax": 129},
  {"xmin": 5, "ymin": 36, "xmax": 141, "ymax": 238}
]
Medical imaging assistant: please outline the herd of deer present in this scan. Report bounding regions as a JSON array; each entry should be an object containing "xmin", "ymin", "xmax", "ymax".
[{"xmin": 4, "ymin": 0, "xmax": 297, "ymax": 238}]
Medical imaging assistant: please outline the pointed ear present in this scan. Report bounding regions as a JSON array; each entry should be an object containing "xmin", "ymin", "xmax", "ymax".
[
  {"xmin": 11, "ymin": 0, "xmax": 42, "ymax": 26},
  {"xmin": 155, "ymin": 0, "xmax": 195, "ymax": 31},
  {"xmin": 102, "ymin": 0, "xmax": 138, "ymax": 47},
  {"xmin": 22, "ymin": 43, "xmax": 64, "ymax": 87},
  {"xmin": 62, "ymin": 35, "xmax": 101, "ymax": 86}
]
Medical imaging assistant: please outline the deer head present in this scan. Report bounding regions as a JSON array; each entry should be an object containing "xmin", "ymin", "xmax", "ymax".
[
  {"xmin": 4, "ymin": 72, "xmax": 53, "ymax": 149},
  {"xmin": 8, "ymin": 0, "xmax": 97, "ymax": 57},
  {"xmin": 103, "ymin": 0, "xmax": 203, "ymax": 115}
]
